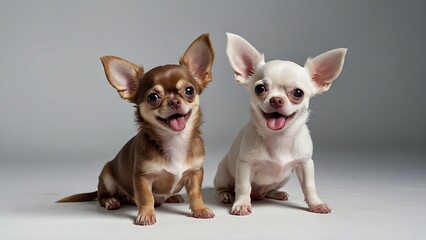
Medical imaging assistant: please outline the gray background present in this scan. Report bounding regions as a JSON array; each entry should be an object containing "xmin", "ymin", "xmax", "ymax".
[
  {"xmin": 1, "ymin": 1, "xmax": 425, "ymax": 239},
  {"xmin": 1, "ymin": 0, "xmax": 425, "ymax": 160}
]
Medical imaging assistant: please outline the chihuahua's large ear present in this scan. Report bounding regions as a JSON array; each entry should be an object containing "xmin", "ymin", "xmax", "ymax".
[
  {"xmin": 305, "ymin": 48, "xmax": 347, "ymax": 93},
  {"xmin": 180, "ymin": 33, "xmax": 214, "ymax": 91},
  {"xmin": 226, "ymin": 33, "xmax": 265, "ymax": 85},
  {"xmin": 100, "ymin": 56, "xmax": 144, "ymax": 101}
]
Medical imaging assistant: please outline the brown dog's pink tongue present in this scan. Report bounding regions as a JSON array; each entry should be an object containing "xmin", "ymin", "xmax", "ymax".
[
  {"xmin": 169, "ymin": 116, "xmax": 186, "ymax": 131},
  {"xmin": 266, "ymin": 117, "xmax": 285, "ymax": 130}
]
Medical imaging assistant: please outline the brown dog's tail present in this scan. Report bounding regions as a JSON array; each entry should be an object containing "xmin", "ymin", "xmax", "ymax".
[{"xmin": 56, "ymin": 191, "xmax": 98, "ymax": 203}]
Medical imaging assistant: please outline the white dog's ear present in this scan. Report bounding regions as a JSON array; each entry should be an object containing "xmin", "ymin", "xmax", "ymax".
[
  {"xmin": 226, "ymin": 33, "xmax": 265, "ymax": 85},
  {"xmin": 305, "ymin": 48, "xmax": 347, "ymax": 93},
  {"xmin": 100, "ymin": 56, "xmax": 144, "ymax": 101}
]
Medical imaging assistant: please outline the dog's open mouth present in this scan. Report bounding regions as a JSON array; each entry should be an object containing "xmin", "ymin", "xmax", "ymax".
[
  {"xmin": 156, "ymin": 110, "xmax": 192, "ymax": 132},
  {"xmin": 262, "ymin": 111, "xmax": 295, "ymax": 131}
]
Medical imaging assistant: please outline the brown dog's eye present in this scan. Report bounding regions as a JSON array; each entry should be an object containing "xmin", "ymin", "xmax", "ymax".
[
  {"xmin": 184, "ymin": 86, "xmax": 195, "ymax": 97},
  {"xmin": 147, "ymin": 93, "xmax": 161, "ymax": 104},
  {"xmin": 292, "ymin": 88, "xmax": 304, "ymax": 100}
]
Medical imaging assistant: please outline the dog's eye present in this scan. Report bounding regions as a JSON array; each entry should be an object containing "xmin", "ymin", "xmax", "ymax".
[
  {"xmin": 292, "ymin": 88, "xmax": 304, "ymax": 100},
  {"xmin": 147, "ymin": 93, "xmax": 161, "ymax": 104},
  {"xmin": 255, "ymin": 84, "xmax": 267, "ymax": 95},
  {"xmin": 184, "ymin": 86, "xmax": 195, "ymax": 97}
]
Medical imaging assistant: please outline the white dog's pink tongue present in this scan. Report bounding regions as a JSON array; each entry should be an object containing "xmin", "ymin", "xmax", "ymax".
[
  {"xmin": 169, "ymin": 116, "xmax": 186, "ymax": 131},
  {"xmin": 266, "ymin": 117, "xmax": 285, "ymax": 130}
]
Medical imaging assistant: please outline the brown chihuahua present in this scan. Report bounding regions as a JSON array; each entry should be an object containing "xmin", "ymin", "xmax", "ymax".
[{"xmin": 57, "ymin": 34, "xmax": 215, "ymax": 226}]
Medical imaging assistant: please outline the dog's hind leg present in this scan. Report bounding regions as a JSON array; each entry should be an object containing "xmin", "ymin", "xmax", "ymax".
[
  {"xmin": 97, "ymin": 161, "xmax": 121, "ymax": 210},
  {"xmin": 165, "ymin": 194, "xmax": 185, "ymax": 203},
  {"xmin": 265, "ymin": 176, "xmax": 290, "ymax": 201},
  {"xmin": 265, "ymin": 190, "xmax": 289, "ymax": 201},
  {"xmin": 214, "ymin": 160, "xmax": 235, "ymax": 204}
]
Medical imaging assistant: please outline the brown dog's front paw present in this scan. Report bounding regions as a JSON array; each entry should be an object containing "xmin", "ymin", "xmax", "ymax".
[
  {"xmin": 308, "ymin": 203, "xmax": 331, "ymax": 214},
  {"xmin": 231, "ymin": 204, "xmax": 252, "ymax": 216},
  {"xmin": 134, "ymin": 212, "xmax": 157, "ymax": 226},
  {"xmin": 192, "ymin": 208, "xmax": 215, "ymax": 219}
]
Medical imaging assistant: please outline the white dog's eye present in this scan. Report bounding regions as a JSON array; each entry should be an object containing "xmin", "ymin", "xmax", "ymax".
[
  {"xmin": 255, "ymin": 84, "xmax": 267, "ymax": 95},
  {"xmin": 292, "ymin": 88, "xmax": 304, "ymax": 100}
]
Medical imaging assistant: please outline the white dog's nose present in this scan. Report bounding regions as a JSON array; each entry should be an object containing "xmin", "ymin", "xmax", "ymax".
[{"xmin": 269, "ymin": 97, "xmax": 284, "ymax": 109}]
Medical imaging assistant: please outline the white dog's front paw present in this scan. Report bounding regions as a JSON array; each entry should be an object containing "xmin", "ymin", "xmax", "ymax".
[
  {"xmin": 231, "ymin": 204, "xmax": 252, "ymax": 216},
  {"xmin": 308, "ymin": 203, "xmax": 331, "ymax": 214}
]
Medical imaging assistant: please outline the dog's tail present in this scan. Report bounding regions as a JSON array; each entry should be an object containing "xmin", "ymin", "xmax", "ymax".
[{"xmin": 56, "ymin": 191, "xmax": 98, "ymax": 203}]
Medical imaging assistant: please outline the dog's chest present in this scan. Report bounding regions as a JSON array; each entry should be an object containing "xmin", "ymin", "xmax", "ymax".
[
  {"xmin": 152, "ymin": 133, "xmax": 202, "ymax": 200},
  {"xmin": 248, "ymin": 138, "xmax": 303, "ymax": 184},
  {"xmin": 252, "ymin": 150, "xmax": 297, "ymax": 185},
  {"xmin": 151, "ymin": 155, "xmax": 190, "ymax": 202},
  {"xmin": 162, "ymin": 133, "xmax": 193, "ymax": 176}
]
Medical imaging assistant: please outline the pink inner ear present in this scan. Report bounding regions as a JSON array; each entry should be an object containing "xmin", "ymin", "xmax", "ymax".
[
  {"xmin": 311, "ymin": 73, "xmax": 322, "ymax": 84},
  {"xmin": 311, "ymin": 58, "xmax": 340, "ymax": 84},
  {"xmin": 312, "ymin": 73, "xmax": 331, "ymax": 89},
  {"xmin": 189, "ymin": 45, "xmax": 211, "ymax": 80},
  {"xmin": 307, "ymin": 48, "xmax": 347, "ymax": 86},
  {"xmin": 233, "ymin": 51, "xmax": 255, "ymax": 78},
  {"xmin": 110, "ymin": 61, "xmax": 136, "ymax": 91},
  {"xmin": 229, "ymin": 43, "xmax": 260, "ymax": 79},
  {"xmin": 180, "ymin": 36, "xmax": 213, "ymax": 83},
  {"xmin": 226, "ymin": 33, "xmax": 263, "ymax": 81},
  {"xmin": 115, "ymin": 67, "xmax": 133, "ymax": 90},
  {"xmin": 105, "ymin": 59, "xmax": 140, "ymax": 99}
]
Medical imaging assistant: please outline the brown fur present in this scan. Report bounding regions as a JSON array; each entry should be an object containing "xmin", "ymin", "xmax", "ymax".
[{"xmin": 57, "ymin": 34, "xmax": 214, "ymax": 226}]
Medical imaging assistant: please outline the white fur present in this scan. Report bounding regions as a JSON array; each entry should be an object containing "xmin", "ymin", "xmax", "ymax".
[
  {"xmin": 159, "ymin": 103, "xmax": 201, "ymax": 174},
  {"xmin": 161, "ymin": 130, "xmax": 191, "ymax": 176},
  {"xmin": 214, "ymin": 33, "xmax": 347, "ymax": 215},
  {"xmin": 158, "ymin": 107, "xmax": 204, "ymax": 197}
]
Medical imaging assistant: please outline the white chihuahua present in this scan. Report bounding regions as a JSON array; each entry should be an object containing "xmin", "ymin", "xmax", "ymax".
[{"xmin": 214, "ymin": 33, "xmax": 347, "ymax": 216}]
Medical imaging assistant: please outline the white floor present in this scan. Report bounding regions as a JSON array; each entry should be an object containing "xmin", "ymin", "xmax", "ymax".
[{"xmin": 1, "ymin": 149, "xmax": 425, "ymax": 239}]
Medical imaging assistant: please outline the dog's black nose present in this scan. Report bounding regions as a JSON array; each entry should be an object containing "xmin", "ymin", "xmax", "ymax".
[
  {"xmin": 168, "ymin": 99, "xmax": 181, "ymax": 109},
  {"xmin": 269, "ymin": 97, "xmax": 284, "ymax": 109}
]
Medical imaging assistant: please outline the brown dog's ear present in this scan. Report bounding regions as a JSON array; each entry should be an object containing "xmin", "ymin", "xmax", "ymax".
[
  {"xmin": 100, "ymin": 56, "xmax": 144, "ymax": 101},
  {"xmin": 180, "ymin": 33, "xmax": 214, "ymax": 91},
  {"xmin": 304, "ymin": 48, "xmax": 347, "ymax": 93}
]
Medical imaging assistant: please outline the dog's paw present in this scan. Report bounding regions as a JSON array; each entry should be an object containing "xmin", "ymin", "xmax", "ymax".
[
  {"xmin": 134, "ymin": 211, "xmax": 157, "ymax": 226},
  {"xmin": 308, "ymin": 203, "xmax": 331, "ymax": 214},
  {"xmin": 265, "ymin": 190, "xmax": 289, "ymax": 201},
  {"xmin": 165, "ymin": 194, "xmax": 185, "ymax": 203},
  {"xmin": 105, "ymin": 197, "xmax": 121, "ymax": 210},
  {"xmin": 218, "ymin": 191, "xmax": 234, "ymax": 204},
  {"xmin": 231, "ymin": 204, "xmax": 252, "ymax": 216},
  {"xmin": 192, "ymin": 208, "xmax": 215, "ymax": 219}
]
